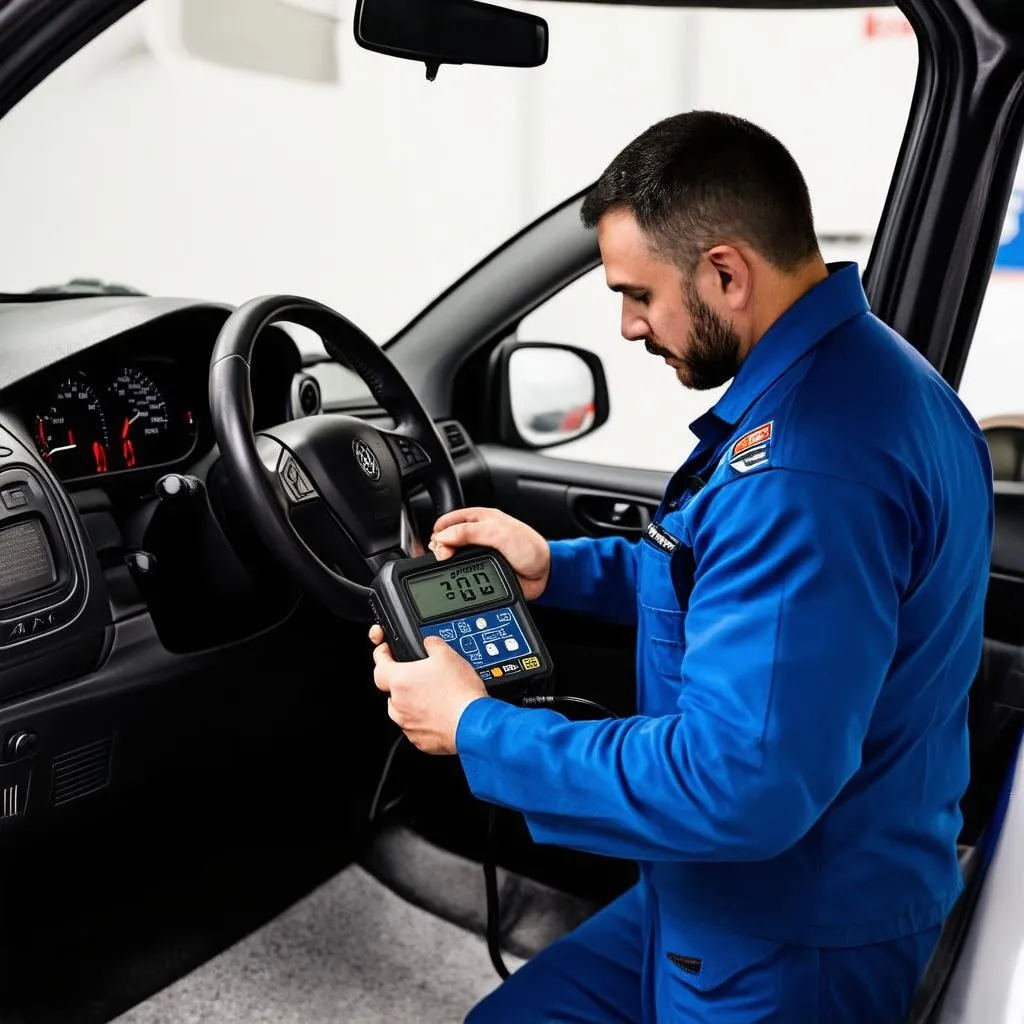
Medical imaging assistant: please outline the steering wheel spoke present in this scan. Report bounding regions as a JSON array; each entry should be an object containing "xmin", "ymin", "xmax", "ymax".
[
  {"xmin": 255, "ymin": 434, "xmax": 321, "ymax": 511},
  {"xmin": 208, "ymin": 296, "xmax": 463, "ymax": 617}
]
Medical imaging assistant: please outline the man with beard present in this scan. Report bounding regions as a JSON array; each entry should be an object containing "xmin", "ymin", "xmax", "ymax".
[{"xmin": 369, "ymin": 111, "xmax": 994, "ymax": 1023}]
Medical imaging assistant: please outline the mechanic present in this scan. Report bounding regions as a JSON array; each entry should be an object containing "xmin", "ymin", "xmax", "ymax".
[{"xmin": 369, "ymin": 111, "xmax": 995, "ymax": 1023}]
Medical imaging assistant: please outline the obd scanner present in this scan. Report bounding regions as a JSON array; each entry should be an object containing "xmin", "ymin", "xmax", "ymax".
[{"xmin": 370, "ymin": 546, "xmax": 552, "ymax": 689}]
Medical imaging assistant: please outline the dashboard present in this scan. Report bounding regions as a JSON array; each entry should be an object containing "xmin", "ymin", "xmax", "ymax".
[
  {"xmin": 0, "ymin": 295, "xmax": 325, "ymax": 683},
  {"xmin": 0, "ymin": 298, "xmax": 313, "ymax": 489},
  {"xmin": 27, "ymin": 360, "xmax": 198, "ymax": 483}
]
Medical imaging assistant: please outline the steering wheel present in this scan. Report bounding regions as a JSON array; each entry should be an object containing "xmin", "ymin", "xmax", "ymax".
[{"xmin": 208, "ymin": 295, "xmax": 464, "ymax": 618}]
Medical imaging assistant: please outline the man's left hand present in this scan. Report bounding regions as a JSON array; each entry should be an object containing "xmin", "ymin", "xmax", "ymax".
[{"xmin": 370, "ymin": 625, "xmax": 488, "ymax": 754}]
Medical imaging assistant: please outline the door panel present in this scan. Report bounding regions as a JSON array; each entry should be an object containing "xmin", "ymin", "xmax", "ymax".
[{"xmin": 480, "ymin": 444, "xmax": 669, "ymax": 540}]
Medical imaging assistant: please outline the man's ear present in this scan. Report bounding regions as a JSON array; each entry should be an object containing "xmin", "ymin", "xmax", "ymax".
[{"xmin": 705, "ymin": 245, "xmax": 752, "ymax": 311}]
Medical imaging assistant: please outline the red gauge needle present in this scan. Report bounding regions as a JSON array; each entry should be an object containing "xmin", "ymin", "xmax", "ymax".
[
  {"xmin": 122, "ymin": 413, "xmax": 138, "ymax": 469},
  {"xmin": 36, "ymin": 419, "xmax": 50, "ymax": 458},
  {"xmin": 122, "ymin": 411, "xmax": 141, "ymax": 438}
]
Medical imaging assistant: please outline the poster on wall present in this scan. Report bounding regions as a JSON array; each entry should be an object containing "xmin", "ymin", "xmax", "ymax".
[{"xmin": 996, "ymin": 178, "xmax": 1024, "ymax": 271}]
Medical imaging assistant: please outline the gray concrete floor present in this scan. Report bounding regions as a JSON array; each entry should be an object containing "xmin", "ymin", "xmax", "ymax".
[{"xmin": 112, "ymin": 865, "xmax": 523, "ymax": 1024}]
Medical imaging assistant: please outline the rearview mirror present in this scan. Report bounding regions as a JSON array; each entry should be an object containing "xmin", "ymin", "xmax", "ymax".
[{"xmin": 352, "ymin": 0, "xmax": 548, "ymax": 80}]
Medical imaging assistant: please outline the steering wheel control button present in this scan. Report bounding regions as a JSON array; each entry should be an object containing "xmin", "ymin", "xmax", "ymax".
[
  {"xmin": 390, "ymin": 436, "xmax": 430, "ymax": 475},
  {"xmin": 279, "ymin": 455, "xmax": 316, "ymax": 504},
  {"xmin": 1, "ymin": 486, "xmax": 28, "ymax": 511}
]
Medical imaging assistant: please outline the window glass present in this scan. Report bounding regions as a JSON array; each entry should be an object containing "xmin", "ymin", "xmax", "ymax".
[
  {"xmin": 957, "ymin": 158, "xmax": 1024, "ymax": 479},
  {"xmin": 0, "ymin": 1, "xmax": 915, "ymax": 445}
]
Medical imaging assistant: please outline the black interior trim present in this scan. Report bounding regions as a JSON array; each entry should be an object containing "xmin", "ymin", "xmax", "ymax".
[{"xmin": 864, "ymin": 0, "xmax": 1024, "ymax": 387}]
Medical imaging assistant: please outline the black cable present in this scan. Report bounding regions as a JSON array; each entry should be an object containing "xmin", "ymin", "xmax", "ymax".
[
  {"xmin": 518, "ymin": 694, "xmax": 620, "ymax": 720},
  {"xmin": 368, "ymin": 733, "xmax": 407, "ymax": 824},
  {"xmin": 484, "ymin": 804, "xmax": 511, "ymax": 980},
  {"xmin": 482, "ymin": 693, "xmax": 621, "ymax": 981}
]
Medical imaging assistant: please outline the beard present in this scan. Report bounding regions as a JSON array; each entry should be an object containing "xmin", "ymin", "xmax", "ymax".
[{"xmin": 646, "ymin": 282, "xmax": 742, "ymax": 391}]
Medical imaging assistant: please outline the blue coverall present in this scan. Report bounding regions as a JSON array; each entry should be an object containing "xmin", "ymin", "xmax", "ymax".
[{"xmin": 458, "ymin": 264, "xmax": 995, "ymax": 1023}]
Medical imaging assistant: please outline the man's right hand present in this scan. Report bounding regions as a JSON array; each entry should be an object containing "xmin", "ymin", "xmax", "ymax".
[{"xmin": 429, "ymin": 507, "xmax": 551, "ymax": 602}]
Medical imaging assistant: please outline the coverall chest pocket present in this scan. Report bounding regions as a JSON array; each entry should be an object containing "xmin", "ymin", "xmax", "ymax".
[
  {"xmin": 637, "ymin": 531, "xmax": 695, "ymax": 644},
  {"xmin": 637, "ymin": 533, "xmax": 696, "ymax": 716}
]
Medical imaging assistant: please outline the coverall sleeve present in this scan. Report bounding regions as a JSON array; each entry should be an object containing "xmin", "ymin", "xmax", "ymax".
[
  {"xmin": 535, "ymin": 536, "xmax": 639, "ymax": 626},
  {"xmin": 456, "ymin": 469, "xmax": 911, "ymax": 861}
]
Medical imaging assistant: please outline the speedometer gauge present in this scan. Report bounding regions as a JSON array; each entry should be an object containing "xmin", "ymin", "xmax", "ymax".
[
  {"xmin": 34, "ymin": 373, "xmax": 110, "ymax": 479},
  {"xmin": 107, "ymin": 367, "xmax": 173, "ymax": 470}
]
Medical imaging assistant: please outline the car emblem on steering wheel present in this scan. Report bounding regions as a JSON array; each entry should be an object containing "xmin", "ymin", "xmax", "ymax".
[{"xmin": 353, "ymin": 438, "xmax": 382, "ymax": 481}]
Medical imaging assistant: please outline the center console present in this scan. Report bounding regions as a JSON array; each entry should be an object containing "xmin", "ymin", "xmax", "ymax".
[{"xmin": 0, "ymin": 419, "xmax": 111, "ymax": 700}]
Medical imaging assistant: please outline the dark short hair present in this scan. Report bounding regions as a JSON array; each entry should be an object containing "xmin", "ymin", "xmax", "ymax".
[{"xmin": 580, "ymin": 111, "xmax": 820, "ymax": 273}]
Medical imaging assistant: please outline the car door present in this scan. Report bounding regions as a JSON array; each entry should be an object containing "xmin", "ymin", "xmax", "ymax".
[{"xmin": 372, "ymin": 0, "xmax": 1024, "ymax": 995}]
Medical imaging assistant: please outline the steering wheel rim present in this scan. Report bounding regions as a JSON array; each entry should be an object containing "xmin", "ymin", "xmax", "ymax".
[{"xmin": 208, "ymin": 294, "xmax": 463, "ymax": 617}]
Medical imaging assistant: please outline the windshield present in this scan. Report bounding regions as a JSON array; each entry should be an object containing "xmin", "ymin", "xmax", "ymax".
[{"xmin": 0, "ymin": 0, "xmax": 916, "ymax": 356}]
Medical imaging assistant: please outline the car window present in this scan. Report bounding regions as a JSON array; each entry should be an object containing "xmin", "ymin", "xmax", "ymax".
[
  {"xmin": 518, "ymin": 237, "xmax": 876, "ymax": 471},
  {"xmin": 0, "ymin": 1, "xmax": 914, "ymax": 381},
  {"xmin": 956, "ymin": 156, "xmax": 1024, "ymax": 480},
  {"xmin": 515, "ymin": 8, "xmax": 916, "ymax": 472}
]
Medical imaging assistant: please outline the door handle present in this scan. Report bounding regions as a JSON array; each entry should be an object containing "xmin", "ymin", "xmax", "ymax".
[{"xmin": 570, "ymin": 493, "xmax": 655, "ymax": 535}]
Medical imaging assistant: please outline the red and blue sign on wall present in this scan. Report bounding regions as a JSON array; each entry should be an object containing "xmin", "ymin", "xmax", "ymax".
[{"xmin": 996, "ymin": 190, "xmax": 1024, "ymax": 271}]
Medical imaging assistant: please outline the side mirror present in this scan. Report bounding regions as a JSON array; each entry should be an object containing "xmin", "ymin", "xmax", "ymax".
[
  {"xmin": 980, "ymin": 420, "xmax": 1024, "ymax": 481},
  {"xmin": 352, "ymin": 0, "xmax": 548, "ymax": 81},
  {"xmin": 487, "ymin": 341, "xmax": 609, "ymax": 450}
]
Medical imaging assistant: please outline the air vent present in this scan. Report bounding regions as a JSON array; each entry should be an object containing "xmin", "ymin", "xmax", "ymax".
[
  {"xmin": 51, "ymin": 737, "xmax": 112, "ymax": 808},
  {"xmin": 290, "ymin": 373, "xmax": 322, "ymax": 419},
  {"xmin": 298, "ymin": 377, "xmax": 321, "ymax": 416},
  {"xmin": 441, "ymin": 421, "xmax": 469, "ymax": 457}
]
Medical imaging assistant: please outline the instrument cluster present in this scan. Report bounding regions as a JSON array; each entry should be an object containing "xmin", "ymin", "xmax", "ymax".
[{"xmin": 29, "ymin": 363, "xmax": 198, "ymax": 483}]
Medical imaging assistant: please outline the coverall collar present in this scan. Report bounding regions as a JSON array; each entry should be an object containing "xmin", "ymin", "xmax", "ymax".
[{"xmin": 689, "ymin": 262, "xmax": 869, "ymax": 444}]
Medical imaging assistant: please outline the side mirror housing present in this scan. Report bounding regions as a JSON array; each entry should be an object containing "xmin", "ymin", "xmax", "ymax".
[
  {"xmin": 980, "ymin": 419, "xmax": 1024, "ymax": 481},
  {"xmin": 487, "ymin": 341, "xmax": 609, "ymax": 450}
]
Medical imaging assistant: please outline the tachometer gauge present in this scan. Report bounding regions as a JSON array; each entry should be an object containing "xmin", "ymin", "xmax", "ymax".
[
  {"xmin": 34, "ymin": 373, "xmax": 111, "ymax": 479},
  {"xmin": 107, "ymin": 367, "xmax": 172, "ymax": 470}
]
